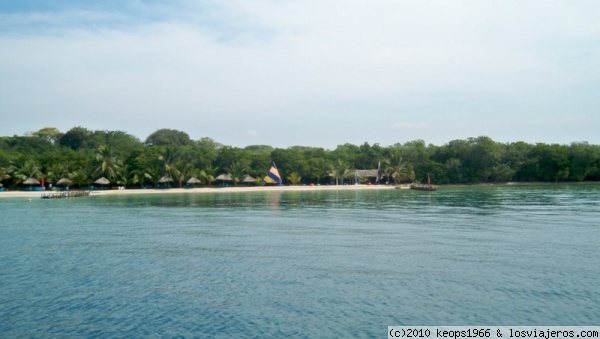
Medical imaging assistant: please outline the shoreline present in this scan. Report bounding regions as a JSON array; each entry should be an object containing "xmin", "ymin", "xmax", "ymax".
[
  {"xmin": 0, "ymin": 184, "xmax": 401, "ymax": 199},
  {"xmin": 2, "ymin": 181, "xmax": 598, "ymax": 199}
]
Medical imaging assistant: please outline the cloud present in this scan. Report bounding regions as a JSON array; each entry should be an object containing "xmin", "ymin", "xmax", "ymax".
[
  {"xmin": 1, "ymin": 1, "xmax": 599, "ymax": 147},
  {"xmin": 245, "ymin": 130, "xmax": 259, "ymax": 137}
]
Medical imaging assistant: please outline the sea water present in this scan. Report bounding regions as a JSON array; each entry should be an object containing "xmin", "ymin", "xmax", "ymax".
[{"xmin": 1, "ymin": 185, "xmax": 599, "ymax": 337}]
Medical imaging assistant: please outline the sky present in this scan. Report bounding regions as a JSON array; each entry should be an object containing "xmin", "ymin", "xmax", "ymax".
[{"xmin": 1, "ymin": 0, "xmax": 599, "ymax": 148}]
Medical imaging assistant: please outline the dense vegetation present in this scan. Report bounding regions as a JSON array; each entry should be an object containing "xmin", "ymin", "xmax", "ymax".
[{"xmin": 1, "ymin": 126, "xmax": 600, "ymax": 190}]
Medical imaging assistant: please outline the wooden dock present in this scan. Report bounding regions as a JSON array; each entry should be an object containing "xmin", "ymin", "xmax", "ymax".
[{"xmin": 41, "ymin": 190, "xmax": 93, "ymax": 199}]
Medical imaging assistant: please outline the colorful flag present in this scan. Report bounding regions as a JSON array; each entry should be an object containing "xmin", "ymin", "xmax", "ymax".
[{"xmin": 264, "ymin": 163, "xmax": 282, "ymax": 184}]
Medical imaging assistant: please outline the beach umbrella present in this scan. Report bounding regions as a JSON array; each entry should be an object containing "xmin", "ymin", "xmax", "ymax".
[
  {"xmin": 158, "ymin": 175, "xmax": 173, "ymax": 183},
  {"xmin": 23, "ymin": 178, "xmax": 41, "ymax": 185},
  {"xmin": 215, "ymin": 174, "xmax": 232, "ymax": 187},
  {"xmin": 56, "ymin": 178, "xmax": 72, "ymax": 186},
  {"xmin": 215, "ymin": 174, "xmax": 232, "ymax": 181},
  {"xmin": 95, "ymin": 177, "xmax": 110, "ymax": 185},
  {"xmin": 22, "ymin": 178, "xmax": 40, "ymax": 191},
  {"xmin": 94, "ymin": 177, "xmax": 110, "ymax": 188},
  {"xmin": 187, "ymin": 177, "xmax": 202, "ymax": 185},
  {"xmin": 242, "ymin": 175, "xmax": 256, "ymax": 183}
]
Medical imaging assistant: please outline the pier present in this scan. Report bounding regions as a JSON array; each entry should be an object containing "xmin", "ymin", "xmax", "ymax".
[{"xmin": 41, "ymin": 190, "xmax": 93, "ymax": 199}]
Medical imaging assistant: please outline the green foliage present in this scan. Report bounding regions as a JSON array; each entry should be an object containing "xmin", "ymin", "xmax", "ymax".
[
  {"xmin": 2, "ymin": 127, "xmax": 600, "ymax": 189},
  {"xmin": 287, "ymin": 172, "xmax": 302, "ymax": 185},
  {"xmin": 31, "ymin": 127, "xmax": 62, "ymax": 144},
  {"xmin": 145, "ymin": 128, "xmax": 193, "ymax": 146}
]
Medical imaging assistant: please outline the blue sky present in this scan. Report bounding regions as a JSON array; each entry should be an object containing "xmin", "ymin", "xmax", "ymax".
[{"xmin": 1, "ymin": 0, "xmax": 599, "ymax": 148}]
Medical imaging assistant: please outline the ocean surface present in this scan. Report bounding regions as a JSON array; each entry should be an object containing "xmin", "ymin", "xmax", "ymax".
[{"xmin": 1, "ymin": 185, "xmax": 599, "ymax": 338}]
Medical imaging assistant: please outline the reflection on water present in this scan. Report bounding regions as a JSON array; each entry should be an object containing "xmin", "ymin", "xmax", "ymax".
[{"xmin": 1, "ymin": 184, "xmax": 599, "ymax": 337}]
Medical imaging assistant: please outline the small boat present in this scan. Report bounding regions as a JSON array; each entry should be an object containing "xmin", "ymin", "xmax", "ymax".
[{"xmin": 410, "ymin": 184, "xmax": 437, "ymax": 191}]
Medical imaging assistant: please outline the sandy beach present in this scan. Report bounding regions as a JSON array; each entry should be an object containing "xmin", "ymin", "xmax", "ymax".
[{"xmin": 0, "ymin": 184, "xmax": 402, "ymax": 199}]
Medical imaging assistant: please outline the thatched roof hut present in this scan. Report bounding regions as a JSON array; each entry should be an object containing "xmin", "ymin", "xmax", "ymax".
[
  {"xmin": 355, "ymin": 169, "xmax": 379, "ymax": 178},
  {"xmin": 23, "ymin": 178, "xmax": 41, "ymax": 185},
  {"xmin": 94, "ymin": 177, "xmax": 110, "ymax": 185},
  {"xmin": 215, "ymin": 174, "xmax": 232, "ymax": 181},
  {"xmin": 56, "ymin": 178, "xmax": 72, "ymax": 186},
  {"xmin": 158, "ymin": 175, "xmax": 173, "ymax": 183},
  {"xmin": 187, "ymin": 177, "xmax": 202, "ymax": 185},
  {"xmin": 242, "ymin": 175, "xmax": 256, "ymax": 183}
]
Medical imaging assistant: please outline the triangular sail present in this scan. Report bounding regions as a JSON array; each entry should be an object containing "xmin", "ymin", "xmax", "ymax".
[{"xmin": 264, "ymin": 162, "xmax": 282, "ymax": 184}]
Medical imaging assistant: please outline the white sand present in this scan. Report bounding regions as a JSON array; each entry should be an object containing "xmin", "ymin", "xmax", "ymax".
[{"xmin": 0, "ymin": 184, "xmax": 402, "ymax": 199}]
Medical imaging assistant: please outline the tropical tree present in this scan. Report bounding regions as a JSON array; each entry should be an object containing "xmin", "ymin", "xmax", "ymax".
[
  {"xmin": 173, "ymin": 160, "xmax": 193, "ymax": 188},
  {"xmin": 330, "ymin": 159, "xmax": 354, "ymax": 185},
  {"xmin": 10, "ymin": 159, "xmax": 42, "ymax": 184},
  {"xmin": 0, "ymin": 167, "xmax": 10, "ymax": 185},
  {"xmin": 116, "ymin": 165, "xmax": 136, "ymax": 188},
  {"xmin": 227, "ymin": 161, "xmax": 245, "ymax": 186},
  {"xmin": 308, "ymin": 158, "xmax": 330, "ymax": 185},
  {"xmin": 145, "ymin": 128, "xmax": 193, "ymax": 146},
  {"xmin": 93, "ymin": 145, "xmax": 122, "ymax": 182},
  {"xmin": 31, "ymin": 127, "xmax": 62, "ymax": 144},
  {"xmin": 287, "ymin": 172, "xmax": 302, "ymax": 185},
  {"xmin": 158, "ymin": 145, "xmax": 180, "ymax": 178},
  {"xmin": 69, "ymin": 170, "xmax": 89, "ymax": 188},
  {"xmin": 200, "ymin": 165, "xmax": 219, "ymax": 186},
  {"xmin": 46, "ymin": 162, "xmax": 69, "ymax": 185},
  {"xmin": 384, "ymin": 152, "xmax": 414, "ymax": 185}
]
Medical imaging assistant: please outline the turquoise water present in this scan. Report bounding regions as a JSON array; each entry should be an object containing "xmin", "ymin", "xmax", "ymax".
[{"xmin": 1, "ymin": 185, "xmax": 599, "ymax": 337}]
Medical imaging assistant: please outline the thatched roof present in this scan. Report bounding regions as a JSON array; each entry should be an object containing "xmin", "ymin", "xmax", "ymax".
[
  {"xmin": 23, "ymin": 178, "xmax": 41, "ymax": 185},
  {"xmin": 187, "ymin": 177, "xmax": 202, "ymax": 184},
  {"xmin": 56, "ymin": 178, "xmax": 72, "ymax": 186},
  {"xmin": 94, "ymin": 177, "xmax": 110, "ymax": 185},
  {"xmin": 355, "ymin": 169, "xmax": 379, "ymax": 178},
  {"xmin": 242, "ymin": 175, "xmax": 256, "ymax": 183},
  {"xmin": 158, "ymin": 175, "xmax": 173, "ymax": 183},
  {"xmin": 215, "ymin": 174, "xmax": 232, "ymax": 181}
]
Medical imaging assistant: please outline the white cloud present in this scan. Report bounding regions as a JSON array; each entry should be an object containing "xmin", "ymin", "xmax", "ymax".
[
  {"xmin": 245, "ymin": 130, "xmax": 259, "ymax": 137},
  {"xmin": 1, "ymin": 1, "xmax": 599, "ymax": 147}
]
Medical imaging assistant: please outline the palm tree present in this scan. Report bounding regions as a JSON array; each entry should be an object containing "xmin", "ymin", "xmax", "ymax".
[
  {"xmin": 173, "ymin": 160, "xmax": 192, "ymax": 188},
  {"xmin": 94, "ymin": 145, "xmax": 122, "ymax": 183},
  {"xmin": 117, "ymin": 164, "xmax": 135, "ymax": 188},
  {"xmin": 10, "ymin": 159, "xmax": 42, "ymax": 185},
  {"xmin": 143, "ymin": 168, "xmax": 161, "ymax": 188},
  {"xmin": 309, "ymin": 158, "xmax": 330, "ymax": 185},
  {"xmin": 330, "ymin": 159, "xmax": 354, "ymax": 185},
  {"xmin": 0, "ymin": 167, "xmax": 10, "ymax": 187},
  {"xmin": 69, "ymin": 170, "xmax": 89, "ymax": 188},
  {"xmin": 158, "ymin": 145, "xmax": 180, "ymax": 178},
  {"xmin": 383, "ymin": 151, "xmax": 414, "ymax": 185},
  {"xmin": 227, "ymin": 161, "xmax": 245, "ymax": 186},
  {"xmin": 46, "ymin": 162, "xmax": 69, "ymax": 185},
  {"xmin": 200, "ymin": 165, "xmax": 219, "ymax": 186},
  {"xmin": 287, "ymin": 172, "xmax": 302, "ymax": 185}
]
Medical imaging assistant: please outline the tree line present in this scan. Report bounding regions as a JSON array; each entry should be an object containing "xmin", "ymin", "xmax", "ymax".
[{"xmin": 1, "ymin": 126, "xmax": 599, "ymax": 190}]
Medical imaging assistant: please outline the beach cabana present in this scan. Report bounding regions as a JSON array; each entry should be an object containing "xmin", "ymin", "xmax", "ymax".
[
  {"xmin": 215, "ymin": 174, "xmax": 232, "ymax": 187},
  {"xmin": 242, "ymin": 175, "xmax": 256, "ymax": 185},
  {"xmin": 94, "ymin": 177, "xmax": 110, "ymax": 190},
  {"xmin": 23, "ymin": 178, "xmax": 40, "ymax": 191},
  {"xmin": 186, "ymin": 177, "xmax": 202, "ymax": 187},
  {"xmin": 158, "ymin": 175, "xmax": 173, "ymax": 188},
  {"xmin": 56, "ymin": 178, "xmax": 72, "ymax": 186},
  {"xmin": 56, "ymin": 178, "xmax": 72, "ymax": 191}
]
